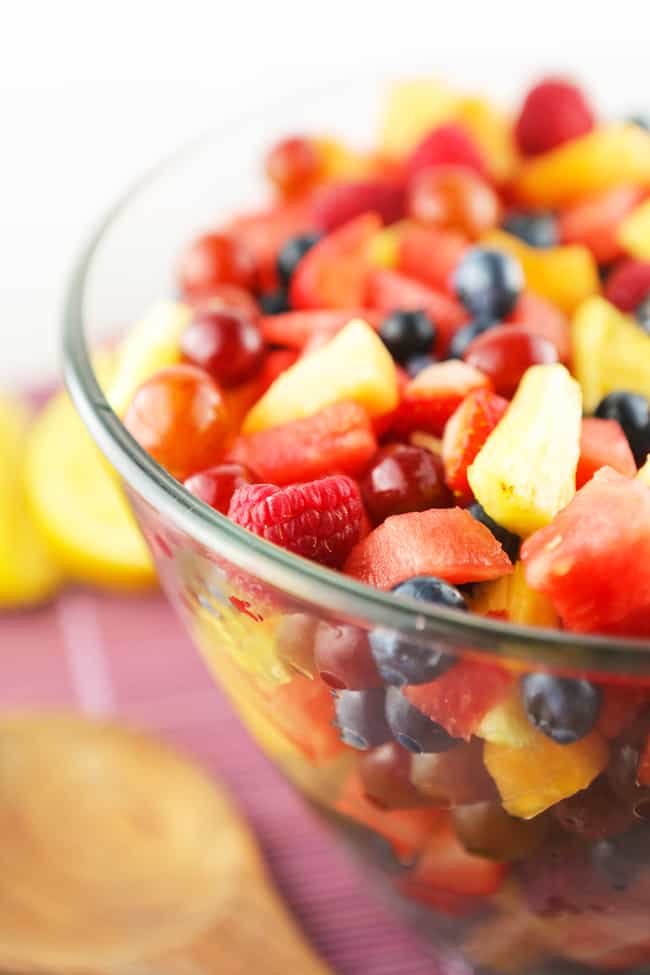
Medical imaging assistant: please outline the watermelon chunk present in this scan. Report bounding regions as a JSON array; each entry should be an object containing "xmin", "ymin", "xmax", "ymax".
[
  {"xmin": 507, "ymin": 292, "xmax": 571, "ymax": 364},
  {"xmin": 405, "ymin": 661, "xmax": 514, "ymax": 740},
  {"xmin": 576, "ymin": 418, "xmax": 637, "ymax": 488},
  {"xmin": 344, "ymin": 507, "xmax": 513, "ymax": 590},
  {"xmin": 397, "ymin": 223, "xmax": 468, "ymax": 295},
  {"xmin": 310, "ymin": 178, "xmax": 406, "ymax": 232},
  {"xmin": 228, "ymin": 401, "xmax": 377, "ymax": 484},
  {"xmin": 391, "ymin": 360, "xmax": 492, "ymax": 437},
  {"xmin": 260, "ymin": 309, "xmax": 382, "ymax": 350},
  {"xmin": 289, "ymin": 213, "xmax": 381, "ymax": 310},
  {"xmin": 365, "ymin": 268, "xmax": 468, "ymax": 355},
  {"xmin": 522, "ymin": 467, "xmax": 650, "ymax": 635},
  {"xmin": 559, "ymin": 185, "xmax": 647, "ymax": 264}
]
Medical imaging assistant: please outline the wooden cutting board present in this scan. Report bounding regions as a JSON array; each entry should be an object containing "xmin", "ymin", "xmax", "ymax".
[{"xmin": 0, "ymin": 713, "xmax": 330, "ymax": 975}]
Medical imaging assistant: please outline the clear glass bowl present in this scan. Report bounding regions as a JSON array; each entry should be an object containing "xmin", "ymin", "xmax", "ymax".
[{"xmin": 63, "ymin": 69, "xmax": 650, "ymax": 975}]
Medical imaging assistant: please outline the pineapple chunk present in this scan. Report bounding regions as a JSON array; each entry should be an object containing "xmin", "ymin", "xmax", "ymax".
[
  {"xmin": 369, "ymin": 224, "xmax": 403, "ymax": 269},
  {"xmin": 243, "ymin": 319, "xmax": 398, "ymax": 433},
  {"xmin": 476, "ymin": 691, "xmax": 537, "ymax": 748},
  {"xmin": 107, "ymin": 301, "xmax": 191, "ymax": 416},
  {"xmin": 470, "ymin": 561, "xmax": 559, "ymax": 628},
  {"xmin": 380, "ymin": 78, "xmax": 459, "ymax": 158},
  {"xmin": 572, "ymin": 296, "xmax": 650, "ymax": 412},
  {"xmin": 484, "ymin": 730, "xmax": 608, "ymax": 819},
  {"xmin": 483, "ymin": 231, "xmax": 599, "ymax": 315},
  {"xmin": 618, "ymin": 197, "xmax": 650, "ymax": 259},
  {"xmin": 467, "ymin": 364, "xmax": 581, "ymax": 537},
  {"xmin": 456, "ymin": 96, "xmax": 518, "ymax": 184},
  {"xmin": 514, "ymin": 124, "xmax": 650, "ymax": 207}
]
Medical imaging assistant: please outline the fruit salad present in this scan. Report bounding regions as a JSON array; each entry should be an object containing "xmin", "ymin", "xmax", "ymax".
[{"xmin": 109, "ymin": 75, "xmax": 650, "ymax": 972}]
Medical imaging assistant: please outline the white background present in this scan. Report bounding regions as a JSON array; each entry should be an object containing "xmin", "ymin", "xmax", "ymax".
[{"xmin": 2, "ymin": 0, "xmax": 648, "ymax": 387}]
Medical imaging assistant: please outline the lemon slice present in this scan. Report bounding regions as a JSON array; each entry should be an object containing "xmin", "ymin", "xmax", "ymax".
[
  {"xmin": 0, "ymin": 394, "xmax": 63, "ymax": 608},
  {"xmin": 25, "ymin": 357, "xmax": 155, "ymax": 591}
]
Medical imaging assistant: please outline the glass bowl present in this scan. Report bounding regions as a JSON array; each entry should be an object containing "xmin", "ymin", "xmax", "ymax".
[{"xmin": 63, "ymin": 67, "xmax": 650, "ymax": 975}]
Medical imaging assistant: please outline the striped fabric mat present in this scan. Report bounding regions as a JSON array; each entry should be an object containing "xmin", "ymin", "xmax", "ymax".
[{"xmin": 1, "ymin": 587, "xmax": 454, "ymax": 974}]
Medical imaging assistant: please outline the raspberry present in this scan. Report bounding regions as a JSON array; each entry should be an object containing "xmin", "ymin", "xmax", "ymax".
[
  {"xmin": 604, "ymin": 259, "xmax": 650, "ymax": 312},
  {"xmin": 228, "ymin": 475, "xmax": 363, "ymax": 568},
  {"xmin": 514, "ymin": 77, "xmax": 595, "ymax": 156},
  {"xmin": 406, "ymin": 123, "xmax": 488, "ymax": 180}
]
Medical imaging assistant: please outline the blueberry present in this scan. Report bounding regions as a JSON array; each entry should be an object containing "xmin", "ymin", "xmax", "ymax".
[
  {"xmin": 404, "ymin": 353, "xmax": 437, "ymax": 378},
  {"xmin": 447, "ymin": 320, "xmax": 497, "ymax": 360},
  {"xmin": 453, "ymin": 247, "xmax": 524, "ymax": 321},
  {"xmin": 594, "ymin": 391, "xmax": 650, "ymax": 466},
  {"xmin": 385, "ymin": 687, "xmax": 459, "ymax": 754},
  {"xmin": 467, "ymin": 502, "xmax": 521, "ymax": 562},
  {"xmin": 520, "ymin": 673, "xmax": 602, "ymax": 745},
  {"xmin": 636, "ymin": 295, "xmax": 650, "ymax": 335},
  {"xmin": 369, "ymin": 576, "xmax": 465, "ymax": 686},
  {"xmin": 276, "ymin": 232, "xmax": 321, "ymax": 285},
  {"xmin": 379, "ymin": 310, "xmax": 437, "ymax": 365},
  {"xmin": 502, "ymin": 211, "xmax": 557, "ymax": 249},
  {"xmin": 334, "ymin": 689, "xmax": 392, "ymax": 750},
  {"xmin": 259, "ymin": 289, "xmax": 290, "ymax": 315}
]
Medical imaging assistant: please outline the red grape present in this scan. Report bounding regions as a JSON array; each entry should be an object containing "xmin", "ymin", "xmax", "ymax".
[
  {"xmin": 184, "ymin": 462, "xmax": 254, "ymax": 514},
  {"xmin": 124, "ymin": 365, "xmax": 230, "ymax": 481},
  {"xmin": 265, "ymin": 136, "xmax": 320, "ymax": 198},
  {"xmin": 314, "ymin": 621, "xmax": 382, "ymax": 690},
  {"xmin": 180, "ymin": 309, "xmax": 265, "ymax": 387},
  {"xmin": 408, "ymin": 166, "xmax": 501, "ymax": 239},
  {"xmin": 463, "ymin": 324, "xmax": 558, "ymax": 398},
  {"xmin": 178, "ymin": 232, "xmax": 256, "ymax": 300},
  {"xmin": 360, "ymin": 444, "xmax": 453, "ymax": 525}
]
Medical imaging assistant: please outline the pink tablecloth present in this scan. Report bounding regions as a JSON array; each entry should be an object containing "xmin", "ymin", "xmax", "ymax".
[{"xmin": 0, "ymin": 588, "xmax": 449, "ymax": 974}]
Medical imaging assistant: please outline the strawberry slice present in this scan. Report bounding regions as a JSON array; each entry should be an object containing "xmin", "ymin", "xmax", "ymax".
[
  {"xmin": 507, "ymin": 292, "xmax": 571, "ymax": 364},
  {"xmin": 398, "ymin": 819, "xmax": 508, "ymax": 912},
  {"xmin": 228, "ymin": 401, "xmax": 377, "ymax": 484},
  {"xmin": 365, "ymin": 268, "xmax": 467, "ymax": 356},
  {"xmin": 397, "ymin": 223, "xmax": 468, "ymax": 295},
  {"xmin": 290, "ymin": 213, "xmax": 381, "ymax": 309},
  {"xmin": 228, "ymin": 201, "xmax": 314, "ymax": 292},
  {"xmin": 576, "ymin": 418, "xmax": 637, "ymax": 488},
  {"xmin": 260, "ymin": 309, "xmax": 382, "ymax": 350},
  {"xmin": 405, "ymin": 661, "xmax": 514, "ymax": 740},
  {"xmin": 559, "ymin": 186, "xmax": 647, "ymax": 264},
  {"xmin": 344, "ymin": 507, "xmax": 513, "ymax": 590},
  {"xmin": 390, "ymin": 360, "xmax": 492, "ymax": 437},
  {"xmin": 310, "ymin": 178, "xmax": 406, "ymax": 232},
  {"xmin": 442, "ymin": 389, "xmax": 509, "ymax": 502},
  {"xmin": 335, "ymin": 770, "xmax": 445, "ymax": 862}
]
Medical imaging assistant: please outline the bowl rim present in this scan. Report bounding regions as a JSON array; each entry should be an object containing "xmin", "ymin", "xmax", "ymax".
[{"xmin": 62, "ymin": 83, "xmax": 650, "ymax": 677}]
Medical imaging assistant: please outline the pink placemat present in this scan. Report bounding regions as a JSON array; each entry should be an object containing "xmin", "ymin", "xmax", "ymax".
[{"xmin": 0, "ymin": 587, "xmax": 452, "ymax": 974}]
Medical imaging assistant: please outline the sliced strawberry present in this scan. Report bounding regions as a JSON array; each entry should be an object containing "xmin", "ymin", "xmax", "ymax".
[
  {"xmin": 310, "ymin": 178, "xmax": 406, "ymax": 232},
  {"xmin": 397, "ymin": 223, "xmax": 468, "ymax": 295},
  {"xmin": 442, "ymin": 389, "xmax": 509, "ymax": 501},
  {"xmin": 260, "ymin": 309, "xmax": 382, "ymax": 350},
  {"xmin": 507, "ymin": 292, "xmax": 571, "ymax": 364},
  {"xmin": 228, "ymin": 401, "xmax": 377, "ymax": 484},
  {"xmin": 576, "ymin": 418, "xmax": 637, "ymax": 488},
  {"xmin": 559, "ymin": 186, "xmax": 647, "ymax": 264},
  {"xmin": 390, "ymin": 360, "xmax": 492, "ymax": 437},
  {"xmin": 404, "ymin": 661, "xmax": 514, "ymax": 740},
  {"xmin": 365, "ymin": 269, "xmax": 468, "ymax": 356},
  {"xmin": 289, "ymin": 213, "xmax": 381, "ymax": 310},
  {"xmin": 228, "ymin": 201, "xmax": 314, "ymax": 292},
  {"xmin": 335, "ymin": 770, "xmax": 445, "ymax": 862},
  {"xmin": 344, "ymin": 507, "xmax": 513, "ymax": 590},
  {"xmin": 398, "ymin": 819, "xmax": 508, "ymax": 913}
]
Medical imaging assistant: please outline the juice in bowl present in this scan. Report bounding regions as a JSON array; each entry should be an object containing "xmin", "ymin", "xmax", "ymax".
[{"xmin": 62, "ymin": 66, "xmax": 650, "ymax": 974}]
